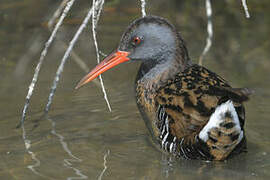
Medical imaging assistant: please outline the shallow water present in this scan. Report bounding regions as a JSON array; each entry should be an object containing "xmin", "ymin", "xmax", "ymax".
[{"xmin": 0, "ymin": 0, "xmax": 270, "ymax": 179}]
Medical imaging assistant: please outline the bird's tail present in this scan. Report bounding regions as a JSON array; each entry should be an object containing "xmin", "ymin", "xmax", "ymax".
[{"xmin": 198, "ymin": 100, "xmax": 245, "ymax": 160}]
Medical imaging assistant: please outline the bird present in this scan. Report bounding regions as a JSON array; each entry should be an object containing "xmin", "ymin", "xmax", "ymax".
[{"xmin": 75, "ymin": 16, "xmax": 252, "ymax": 161}]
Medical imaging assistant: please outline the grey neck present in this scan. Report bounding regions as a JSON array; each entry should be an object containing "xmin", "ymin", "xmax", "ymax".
[{"xmin": 136, "ymin": 54, "xmax": 191, "ymax": 92}]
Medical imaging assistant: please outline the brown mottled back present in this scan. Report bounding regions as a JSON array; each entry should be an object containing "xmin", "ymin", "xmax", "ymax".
[
  {"xmin": 136, "ymin": 64, "xmax": 249, "ymax": 160},
  {"xmin": 155, "ymin": 65, "xmax": 231, "ymax": 139}
]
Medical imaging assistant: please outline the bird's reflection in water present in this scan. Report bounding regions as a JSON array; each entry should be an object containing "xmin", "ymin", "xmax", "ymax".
[
  {"xmin": 159, "ymin": 153, "xmax": 249, "ymax": 180},
  {"xmin": 160, "ymin": 153, "xmax": 176, "ymax": 179},
  {"xmin": 159, "ymin": 154, "xmax": 213, "ymax": 179}
]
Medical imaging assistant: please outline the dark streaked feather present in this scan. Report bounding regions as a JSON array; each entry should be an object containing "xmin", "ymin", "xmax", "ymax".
[{"xmin": 152, "ymin": 64, "xmax": 248, "ymax": 159}]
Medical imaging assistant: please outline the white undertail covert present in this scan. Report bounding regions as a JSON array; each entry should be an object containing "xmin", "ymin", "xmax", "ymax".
[{"xmin": 199, "ymin": 100, "xmax": 243, "ymax": 142}]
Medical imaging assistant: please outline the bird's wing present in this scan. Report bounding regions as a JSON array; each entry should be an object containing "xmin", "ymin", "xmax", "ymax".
[{"xmin": 154, "ymin": 65, "xmax": 249, "ymax": 158}]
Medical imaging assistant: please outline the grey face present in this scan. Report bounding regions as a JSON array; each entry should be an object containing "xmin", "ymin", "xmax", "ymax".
[{"xmin": 118, "ymin": 22, "xmax": 177, "ymax": 63}]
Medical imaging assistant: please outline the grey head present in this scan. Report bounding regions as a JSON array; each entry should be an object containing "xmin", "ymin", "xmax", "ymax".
[
  {"xmin": 75, "ymin": 16, "xmax": 191, "ymax": 90},
  {"xmin": 118, "ymin": 15, "xmax": 191, "ymax": 70}
]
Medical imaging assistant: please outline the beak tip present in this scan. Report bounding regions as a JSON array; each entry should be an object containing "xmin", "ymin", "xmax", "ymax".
[
  {"xmin": 75, "ymin": 50, "xmax": 130, "ymax": 91},
  {"xmin": 75, "ymin": 82, "xmax": 83, "ymax": 90}
]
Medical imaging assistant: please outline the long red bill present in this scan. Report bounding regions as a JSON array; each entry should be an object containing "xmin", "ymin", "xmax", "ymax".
[{"xmin": 75, "ymin": 50, "xmax": 130, "ymax": 89}]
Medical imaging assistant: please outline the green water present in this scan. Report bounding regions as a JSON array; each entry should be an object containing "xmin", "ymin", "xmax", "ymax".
[{"xmin": 0, "ymin": 0, "xmax": 269, "ymax": 179}]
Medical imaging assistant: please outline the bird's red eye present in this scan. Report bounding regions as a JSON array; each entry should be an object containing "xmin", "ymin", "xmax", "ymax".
[{"xmin": 132, "ymin": 37, "xmax": 141, "ymax": 45}]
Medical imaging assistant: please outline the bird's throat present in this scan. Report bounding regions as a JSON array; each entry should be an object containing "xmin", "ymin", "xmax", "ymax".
[
  {"xmin": 136, "ymin": 59, "xmax": 181, "ymax": 93},
  {"xmin": 135, "ymin": 47, "xmax": 191, "ymax": 92}
]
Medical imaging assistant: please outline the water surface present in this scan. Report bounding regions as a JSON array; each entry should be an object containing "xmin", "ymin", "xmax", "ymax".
[{"xmin": 0, "ymin": 0, "xmax": 269, "ymax": 179}]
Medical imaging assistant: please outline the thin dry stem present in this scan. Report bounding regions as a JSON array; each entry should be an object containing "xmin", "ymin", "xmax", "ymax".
[
  {"xmin": 48, "ymin": 0, "xmax": 70, "ymax": 29},
  {"xmin": 92, "ymin": 0, "xmax": 112, "ymax": 112},
  {"xmin": 140, "ymin": 0, "xmax": 146, "ymax": 17},
  {"xmin": 199, "ymin": 0, "xmax": 213, "ymax": 66},
  {"xmin": 19, "ymin": 0, "xmax": 75, "ymax": 127},
  {"xmin": 241, "ymin": 0, "xmax": 250, "ymax": 18}
]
